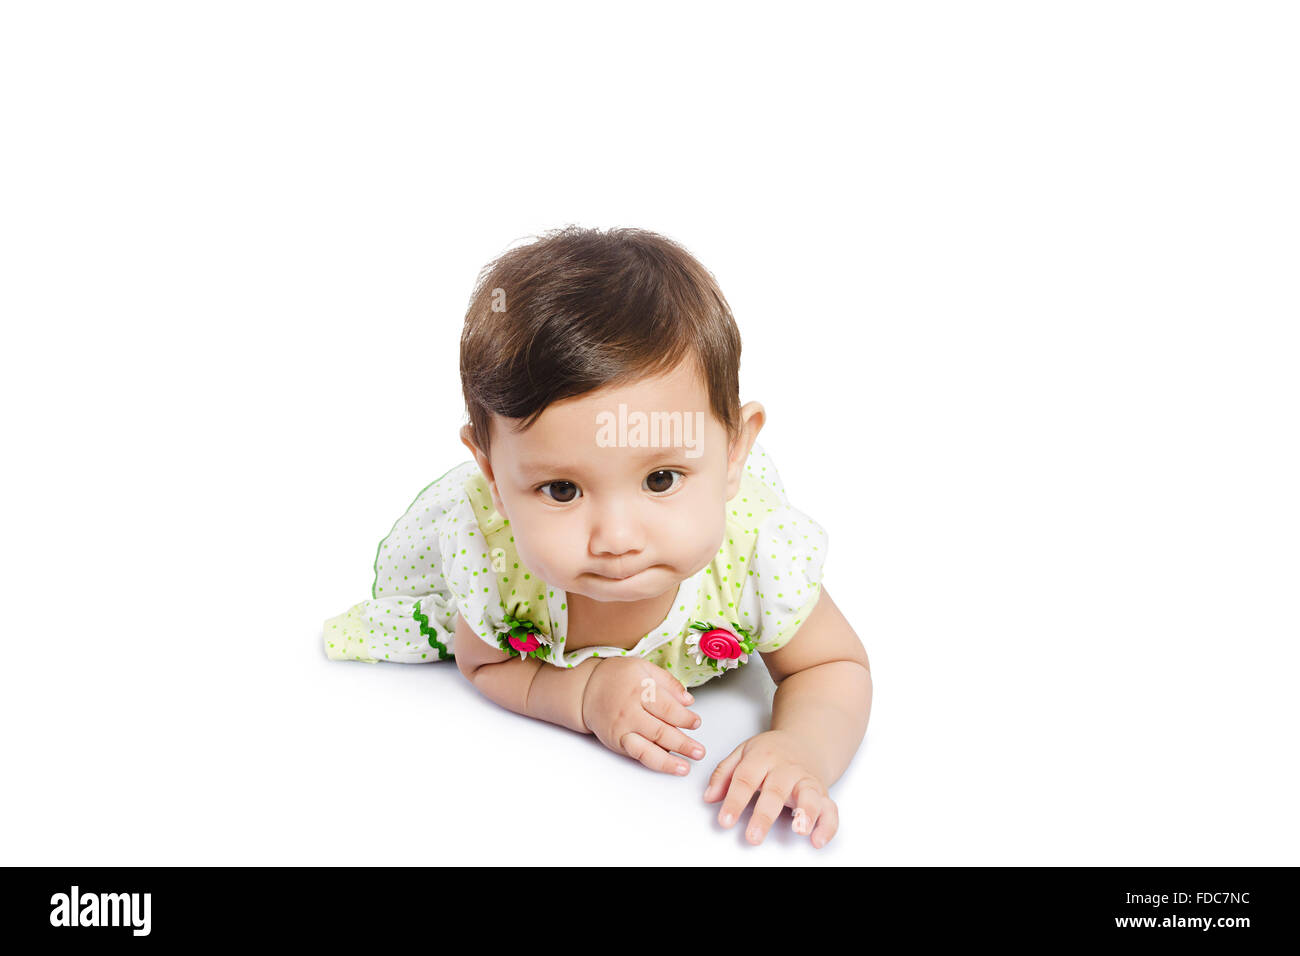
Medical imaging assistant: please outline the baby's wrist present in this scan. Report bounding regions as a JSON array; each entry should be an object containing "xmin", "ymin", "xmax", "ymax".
[
  {"xmin": 577, "ymin": 657, "xmax": 607, "ymax": 734},
  {"xmin": 525, "ymin": 655, "xmax": 604, "ymax": 735}
]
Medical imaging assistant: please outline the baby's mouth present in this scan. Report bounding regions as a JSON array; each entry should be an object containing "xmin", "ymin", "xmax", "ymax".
[{"xmin": 590, "ymin": 565, "xmax": 653, "ymax": 581}]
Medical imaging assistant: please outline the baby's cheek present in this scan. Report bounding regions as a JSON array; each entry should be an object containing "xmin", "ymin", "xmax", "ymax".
[
  {"xmin": 526, "ymin": 525, "xmax": 588, "ymax": 580},
  {"xmin": 674, "ymin": 500, "xmax": 726, "ymax": 563}
]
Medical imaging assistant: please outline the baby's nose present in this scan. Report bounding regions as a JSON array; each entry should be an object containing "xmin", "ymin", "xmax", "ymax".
[{"xmin": 588, "ymin": 503, "xmax": 645, "ymax": 556}]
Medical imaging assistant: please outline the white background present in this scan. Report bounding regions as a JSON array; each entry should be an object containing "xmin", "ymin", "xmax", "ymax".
[{"xmin": 2, "ymin": 1, "xmax": 1296, "ymax": 865}]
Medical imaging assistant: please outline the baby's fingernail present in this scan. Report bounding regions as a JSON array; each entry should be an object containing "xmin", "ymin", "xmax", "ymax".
[
  {"xmin": 692, "ymin": 747, "xmax": 704, "ymax": 758},
  {"xmin": 720, "ymin": 813, "xmax": 734, "ymax": 826},
  {"xmin": 675, "ymin": 764, "xmax": 688, "ymax": 775}
]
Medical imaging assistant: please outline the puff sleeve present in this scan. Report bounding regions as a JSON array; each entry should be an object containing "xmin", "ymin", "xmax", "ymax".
[
  {"xmin": 321, "ymin": 461, "xmax": 506, "ymax": 663},
  {"xmin": 735, "ymin": 502, "xmax": 829, "ymax": 654}
]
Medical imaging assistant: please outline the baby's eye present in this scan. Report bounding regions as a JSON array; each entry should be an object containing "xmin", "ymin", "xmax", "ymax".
[
  {"xmin": 538, "ymin": 480, "xmax": 581, "ymax": 503},
  {"xmin": 644, "ymin": 469, "xmax": 684, "ymax": 495}
]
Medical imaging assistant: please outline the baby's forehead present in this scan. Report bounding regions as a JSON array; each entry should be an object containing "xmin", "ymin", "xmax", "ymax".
[{"xmin": 493, "ymin": 406, "xmax": 718, "ymax": 472}]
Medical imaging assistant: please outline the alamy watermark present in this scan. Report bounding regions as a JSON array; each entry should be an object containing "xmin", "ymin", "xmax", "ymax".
[
  {"xmin": 50, "ymin": 885, "xmax": 151, "ymax": 936},
  {"xmin": 595, "ymin": 403, "xmax": 704, "ymax": 458}
]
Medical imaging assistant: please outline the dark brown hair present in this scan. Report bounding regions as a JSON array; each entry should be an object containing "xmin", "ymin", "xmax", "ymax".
[{"xmin": 460, "ymin": 226, "xmax": 743, "ymax": 461}]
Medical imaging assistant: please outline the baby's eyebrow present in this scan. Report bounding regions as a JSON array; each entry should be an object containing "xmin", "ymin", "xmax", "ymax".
[
  {"xmin": 518, "ymin": 448, "xmax": 688, "ymax": 479},
  {"xmin": 517, "ymin": 460, "xmax": 576, "ymax": 479}
]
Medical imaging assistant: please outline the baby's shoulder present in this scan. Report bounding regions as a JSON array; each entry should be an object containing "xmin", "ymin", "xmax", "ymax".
[
  {"xmin": 718, "ymin": 443, "xmax": 829, "ymax": 653},
  {"xmin": 719, "ymin": 441, "xmax": 805, "ymax": 559},
  {"xmin": 371, "ymin": 460, "xmax": 481, "ymax": 597},
  {"xmin": 407, "ymin": 459, "xmax": 481, "ymax": 518},
  {"xmin": 739, "ymin": 440, "xmax": 790, "ymax": 504}
]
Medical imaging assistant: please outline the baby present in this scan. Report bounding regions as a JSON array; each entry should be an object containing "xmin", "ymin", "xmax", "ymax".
[{"xmin": 323, "ymin": 226, "xmax": 873, "ymax": 847}]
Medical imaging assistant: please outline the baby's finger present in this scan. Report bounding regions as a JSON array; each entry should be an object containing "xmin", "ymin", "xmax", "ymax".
[
  {"xmin": 620, "ymin": 731, "xmax": 687, "ymax": 776},
  {"xmin": 703, "ymin": 744, "xmax": 744, "ymax": 804},
  {"xmin": 641, "ymin": 683, "xmax": 701, "ymax": 731},
  {"xmin": 652, "ymin": 668, "xmax": 695, "ymax": 707},
  {"xmin": 745, "ymin": 768, "xmax": 799, "ymax": 845},
  {"xmin": 635, "ymin": 714, "xmax": 705, "ymax": 765},
  {"xmin": 717, "ymin": 757, "xmax": 767, "ymax": 830},
  {"xmin": 790, "ymin": 779, "xmax": 827, "ymax": 840},
  {"xmin": 809, "ymin": 794, "xmax": 840, "ymax": 849}
]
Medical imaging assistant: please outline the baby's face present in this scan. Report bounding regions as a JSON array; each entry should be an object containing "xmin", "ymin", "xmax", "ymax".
[{"xmin": 477, "ymin": 359, "xmax": 753, "ymax": 603}]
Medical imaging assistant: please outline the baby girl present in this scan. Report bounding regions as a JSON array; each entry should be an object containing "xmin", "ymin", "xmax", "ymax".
[{"xmin": 322, "ymin": 227, "xmax": 873, "ymax": 847}]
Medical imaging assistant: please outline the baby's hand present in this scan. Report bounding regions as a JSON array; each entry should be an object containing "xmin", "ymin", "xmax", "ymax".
[
  {"xmin": 580, "ymin": 657, "xmax": 705, "ymax": 775},
  {"xmin": 704, "ymin": 730, "xmax": 839, "ymax": 848}
]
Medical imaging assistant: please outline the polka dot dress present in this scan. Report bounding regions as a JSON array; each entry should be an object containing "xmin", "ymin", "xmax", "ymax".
[{"xmin": 322, "ymin": 441, "xmax": 828, "ymax": 687}]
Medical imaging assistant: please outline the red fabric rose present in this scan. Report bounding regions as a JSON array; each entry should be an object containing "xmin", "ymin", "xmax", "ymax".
[
  {"xmin": 698, "ymin": 628, "xmax": 742, "ymax": 660},
  {"xmin": 508, "ymin": 632, "xmax": 541, "ymax": 654}
]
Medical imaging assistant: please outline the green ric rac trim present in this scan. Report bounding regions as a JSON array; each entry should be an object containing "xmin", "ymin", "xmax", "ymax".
[{"xmin": 413, "ymin": 600, "xmax": 454, "ymax": 661}]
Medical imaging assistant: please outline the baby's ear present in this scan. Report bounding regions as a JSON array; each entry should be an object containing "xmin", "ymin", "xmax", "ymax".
[
  {"xmin": 461, "ymin": 423, "xmax": 509, "ymax": 517},
  {"xmin": 460, "ymin": 423, "xmax": 489, "ymax": 471},
  {"xmin": 725, "ymin": 401, "xmax": 766, "ymax": 495}
]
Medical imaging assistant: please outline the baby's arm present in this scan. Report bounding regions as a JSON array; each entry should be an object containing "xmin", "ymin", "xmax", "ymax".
[
  {"xmin": 453, "ymin": 611, "xmax": 596, "ymax": 734},
  {"xmin": 762, "ymin": 587, "xmax": 873, "ymax": 786},
  {"xmin": 704, "ymin": 587, "xmax": 872, "ymax": 846},
  {"xmin": 454, "ymin": 612, "xmax": 706, "ymax": 774}
]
